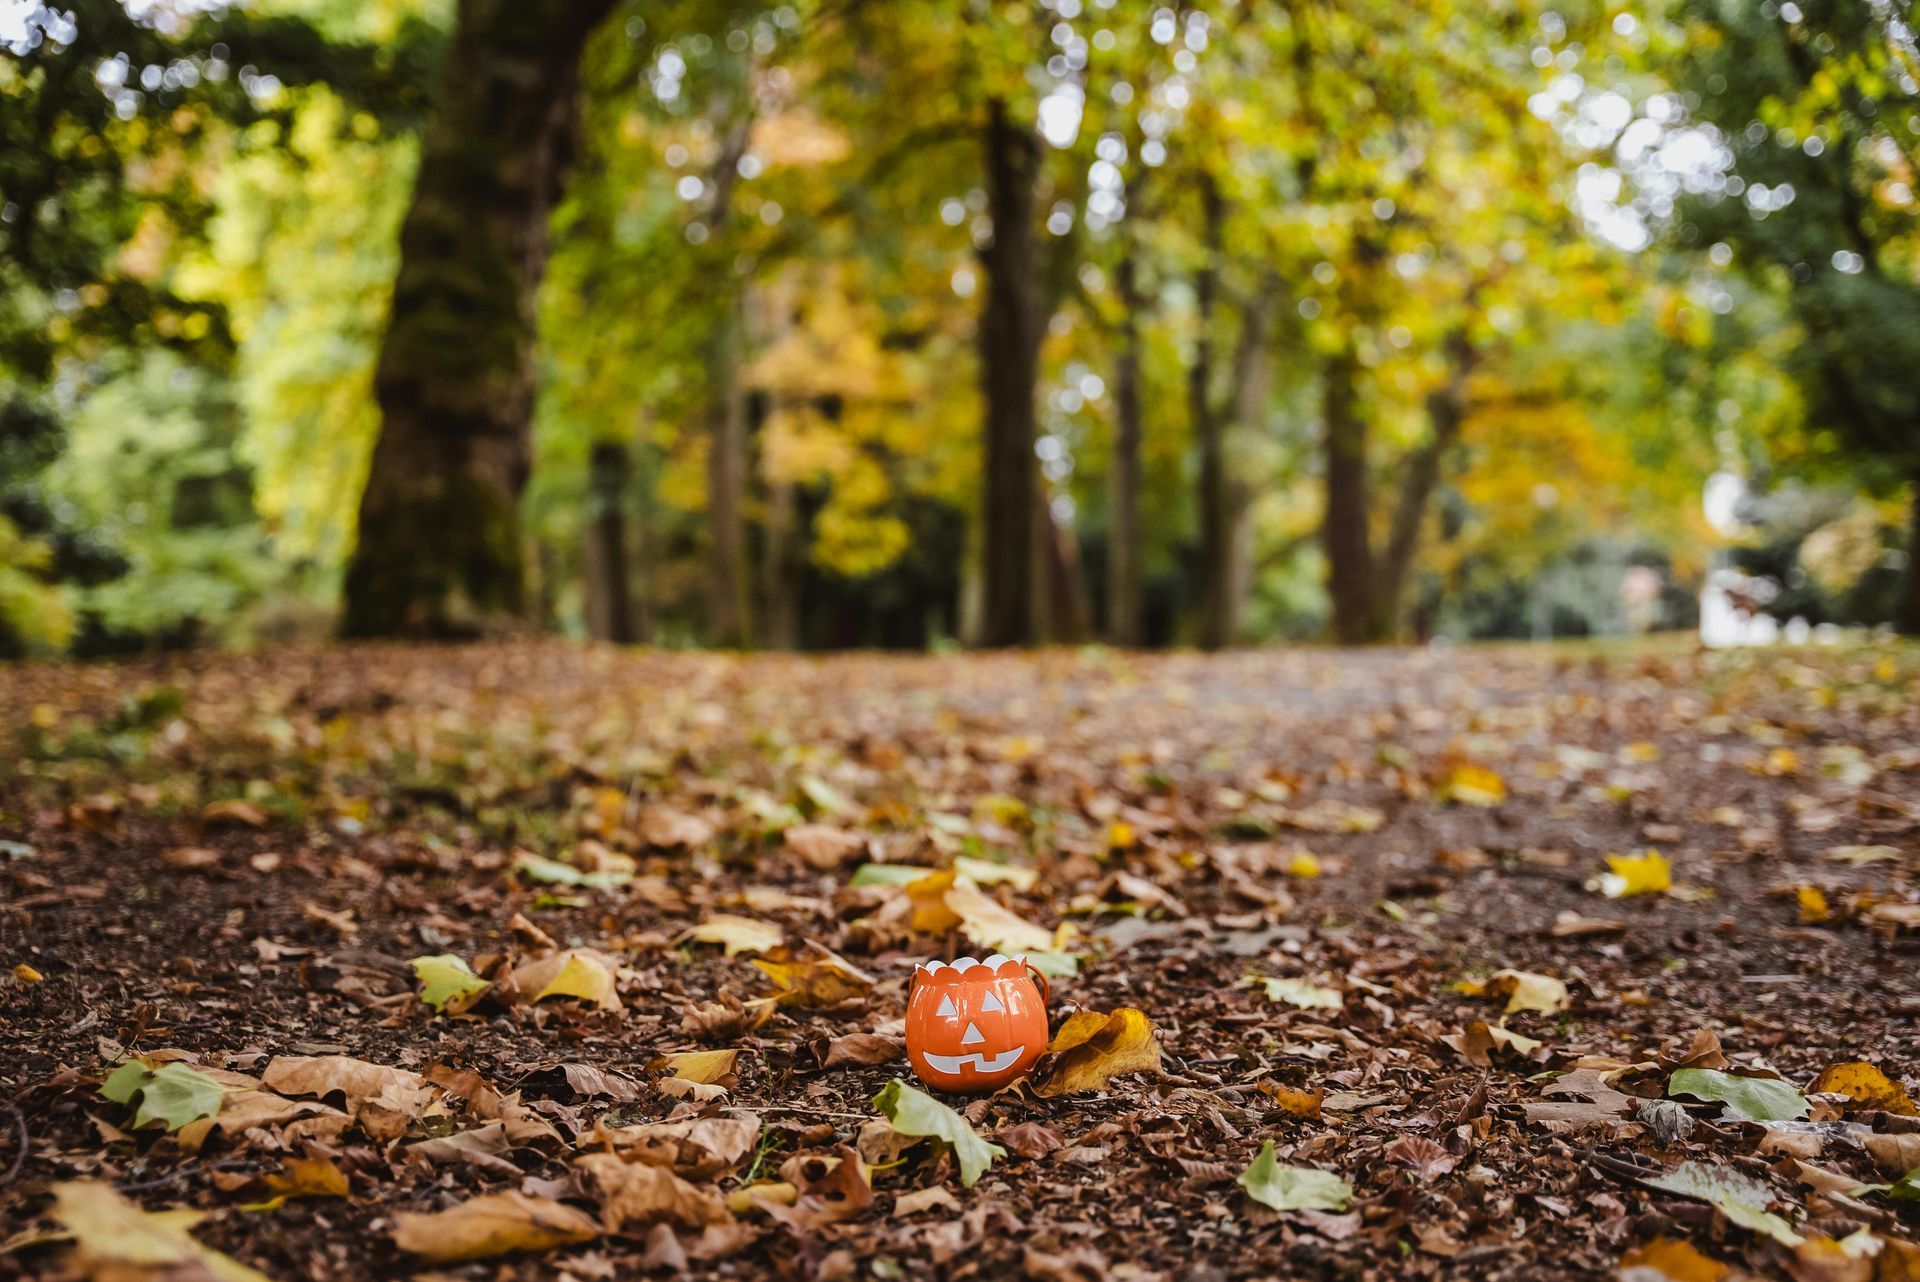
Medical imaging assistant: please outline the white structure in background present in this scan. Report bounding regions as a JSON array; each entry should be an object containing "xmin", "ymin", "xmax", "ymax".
[{"xmin": 1698, "ymin": 470, "xmax": 1805, "ymax": 647}]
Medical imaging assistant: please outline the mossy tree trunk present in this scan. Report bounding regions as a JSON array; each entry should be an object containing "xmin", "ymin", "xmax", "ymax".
[{"xmin": 341, "ymin": 0, "xmax": 614, "ymax": 638}]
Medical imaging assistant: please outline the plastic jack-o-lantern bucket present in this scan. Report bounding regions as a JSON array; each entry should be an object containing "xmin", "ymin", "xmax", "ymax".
[{"xmin": 905, "ymin": 954, "xmax": 1050, "ymax": 1093}]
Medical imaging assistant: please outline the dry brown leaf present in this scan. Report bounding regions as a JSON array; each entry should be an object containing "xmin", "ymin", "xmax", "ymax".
[
  {"xmin": 783, "ymin": 823, "xmax": 868, "ymax": 868},
  {"xmin": 391, "ymin": 1191, "xmax": 600, "ymax": 1262},
  {"xmin": 763, "ymin": 1147, "xmax": 873, "ymax": 1229},
  {"xmin": 663, "ymin": 1048, "xmax": 738, "ymax": 1085},
  {"xmin": 892, "ymin": 1185, "xmax": 963, "ymax": 1217},
  {"xmin": 638, "ymin": 807, "xmax": 715, "ymax": 849},
  {"xmin": 752, "ymin": 943, "xmax": 875, "ymax": 1008},
  {"xmin": 161, "ymin": 846, "xmax": 219, "ymax": 870},
  {"xmin": 575, "ymin": 1152, "xmax": 733, "ymax": 1230},
  {"xmin": 679, "ymin": 995, "xmax": 778, "ymax": 1041},
  {"xmin": 598, "ymin": 1115, "xmax": 760, "ymax": 1179},
  {"xmin": 823, "ymin": 1032, "xmax": 903, "ymax": 1068},
  {"xmin": 1031, "ymin": 1007, "xmax": 1162, "ymax": 1096},
  {"xmin": 995, "ymin": 1121, "xmax": 1066, "ymax": 1159},
  {"xmin": 260, "ymin": 1055, "xmax": 438, "ymax": 1141}
]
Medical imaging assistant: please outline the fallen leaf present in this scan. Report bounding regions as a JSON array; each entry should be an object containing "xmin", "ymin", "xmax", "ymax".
[
  {"xmin": 503, "ymin": 949, "xmax": 621, "ymax": 1010},
  {"xmin": 260, "ymin": 1055, "xmax": 438, "ymax": 1141},
  {"xmin": 823, "ymin": 1033, "xmax": 903, "ymax": 1068},
  {"xmin": 1237, "ymin": 1140, "xmax": 1353, "ymax": 1211},
  {"xmin": 161, "ymin": 846, "xmax": 219, "ymax": 870},
  {"xmin": 1641, "ymin": 1160, "xmax": 1802, "ymax": 1246},
  {"xmin": 100, "ymin": 1060, "xmax": 226, "ymax": 1132},
  {"xmin": 512, "ymin": 850, "xmax": 631, "ymax": 889},
  {"xmin": 1808, "ymin": 1062, "xmax": 1917, "ymax": 1116},
  {"xmin": 1821, "ymin": 845, "xmax": 1902, "ymax": 865},
  {"xmin": 202, "ymin": 798, "xmax": 270, "ymax": 827},
  {"xmin": 951, "ymin": 855, "xmax": 1040, "ymax": 891},
  {"xmin": 1618, "ymin": 1236, "xmax": 1729, "ymax": 1281},
  {"xmin": 637, "ymin": 807, "xmax": 715, "ymax": 849},
  {"xmin": 1668, "ymin": 1068, "xmax": 1809, "ymax": 1122},
  {"xmin": 575, "ymin": 1153, "xmax": 732, "ymax": 1229},
  {"xmin": 13, "ymin": 962, "xmax": 44, "ymax": 983},
  {"xmin": 1477, "ymin": 969, "xmax": 1571, "ymax": 1016},
  {"xmin": 1031, "ymin": 1007, "xmax": 1162, "ymax": 1096},
  {"xmin": 683, "ymin": 915, "xmax": 783, "ymax": 957},
  {"xmin": 1594, "ymin": 850, "xmax": 1672, "ymax": 898},
  {"xmin": 849, "ymin": 862, "xmax": 937, "ymax": 888},
  {"xmin": 942, "ymin": 883, "xmax": 1054, "ymax": 954},
  {"xmin": 52, "ymin": 1180, "xmax": 273, "ymax": 1282},
  {"xmin": 1250, "ymin": 975, "xmax": 1344, "ymax": 1011},
  {"xmin": 893, "ymin": 1185, "xmax": 962, "ymax": 1216},
  {"xmin": 409, "ymin": 954, "xmax": 490, "ymax": 1014},
  {"xmin": 1258, "ymin": 1081, "xmax": 1324, "ymax": 1119},
  {"xmin": 391, "ymin": 1191, "xmax": 600, "ymax": 1262},
  {"xmin": 663, "ymin": 1049, "xmax": 739, "ymax": 1085},
  {"xmin": 1443, "ymin": 1020, "xmax": 1543, "ymax": 1067},
  {"xmin": 1438, "ymin": 764, "xmax": 1506, "ymax": 807},
  {"xmin": 784, "ymin": 823, "xmax": 867, "ymax": 868},
  {"xmin": 1796, "ymin": 885, "xmax": 1834, "ymax": 924},
  {"xmin": 240, "ymin": 1155, "xmax": 350, "ymax": 1211},
  {"xmin": 598, "ymin": 1115, "xmax": 760, "ymax": 1179},
  {"xmin": 752, "ymin": 943, "xmax": 874, "ymax": 1007},
  {"xmin": 871, "ymin": 1078, "xmax": 1005, "ymax": 1187},
  {"xmin": 995, "ymin": 1121, "xmax": 1065, "ymax": 1159}
]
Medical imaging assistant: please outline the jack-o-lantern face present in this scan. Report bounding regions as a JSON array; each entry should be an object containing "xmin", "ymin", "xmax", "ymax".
[{"xmin": 905, "ymin": 954, "xmax": 1049, "ymax": 1093}]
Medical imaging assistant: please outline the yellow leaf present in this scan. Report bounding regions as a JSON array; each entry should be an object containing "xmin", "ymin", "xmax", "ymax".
[
  {"xmin": 241, "ymin": 1155, "xmax": 350, "ymax": 1212},
  {"xmin": 1621, "ymin": 741, "xmax": 1663, "ymax": 764},
  {"xmin": 391, "ymin": 1191, "xmax": 600, "ymax": 1263},
  {"xmin": 52, "ymin": 1181, "xmax": 275, "ymax": 1282},
  {"xmin": 1795, "ymin": 885, "xmax": 1832, "ymax": 924},
  {"xmin": 1258, "ymin": 1081, "xmax": 1324, "ymax": 1118},
  {"xmin": 683, "ymin": 915, "xmax": 782, "ymax": 957},
  {"xmin": 1595, "ymin": 851, "xmax": 1671, "ymax": 898},
  {"xmin": 1106, "ymin": 821, "xmax": 1135, "ymax": 850},
  {"xmin": 505, "ymin": 949, "xmax": 621, "ymax": 1011},
  {"xmin": 1763, "ymin": 747, "xmax": 1800, "ymax": 776},
  {"xmin": 1808, "ymin": 1062, "xmax": 1917, "ymax": 1115},
  {"xmin": 664, "ymin": 1049, "xmax": 738, "ymax": 1085},
  {"xmin": 751, "ymin": 945, "xmax": 874, "ymax": 1008},
  {"xmin": 1481, "ymin": 969, "xmax": 1570, "ymax": 1016},
  {"xmin": 1250, "ymin": 976, "xmax": 1344, "ymax": 1010},
  {"xmin": 1285, "ymin": 851, "xmax": 1322, "ymax": 879},
  {"xmin": 1439, "ymin": 765, "xmax": 1507, "ymax": 807},
  {"xmin": 905, "ymin": 870, "xmax": 963, "ymax": 933},
  {"xmin": 1032, "ymin": 1007, "xmax": 1162, "ymax": 1096},
  {"xmin": 14, "ymin": 962, "xmax": 44, "ymax": 983},
  {"xmin": 942, "ymin": 884, "xmax": 1054, "ymax": 954}
]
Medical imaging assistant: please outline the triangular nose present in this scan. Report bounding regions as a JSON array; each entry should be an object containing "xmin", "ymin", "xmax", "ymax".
[{"xmin": 960, "ymin": 1022, "xmax": 985, "ymax": 1046}]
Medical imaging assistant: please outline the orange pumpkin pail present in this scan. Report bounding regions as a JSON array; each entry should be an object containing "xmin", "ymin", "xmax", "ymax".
[{"xmin": 904, "ymin": 954, "xmax": 1050, "ymax": 1093}]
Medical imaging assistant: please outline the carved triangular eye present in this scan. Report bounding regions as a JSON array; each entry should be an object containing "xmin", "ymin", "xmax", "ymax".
[
  {"xmin": 936, "ymin": 994, "xmax": 958, "ymax": 1017},
  {"xmin": 978, "ymin": 991, "xmax": 1005, "ymax": 1013}
]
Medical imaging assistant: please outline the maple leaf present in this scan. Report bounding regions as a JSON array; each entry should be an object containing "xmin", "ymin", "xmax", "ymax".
[
  {"xmin": 100, "ymin": 1060, "xmax": 226, "ymax": 1132},
  {"xmin": 871, "ymin": 1078, "xmax": 1005, "ymax": 1187},
  {"xmin": 1236, "ymin": 1141, "xmax": 1352, "ymax": 1212}
]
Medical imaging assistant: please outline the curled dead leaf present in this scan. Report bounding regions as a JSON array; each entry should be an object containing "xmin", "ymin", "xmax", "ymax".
[
  {"xmin": 1031, "ymin": 1008, "xmax": 1162, "ymax": 1097},
  {"xmin": 391, "ymin": 1191, "xmax": 600, "ymax": 1262},
  {"xmin": 575, "ymin": 1152, "xmax": 733, "ymax": 1230}
]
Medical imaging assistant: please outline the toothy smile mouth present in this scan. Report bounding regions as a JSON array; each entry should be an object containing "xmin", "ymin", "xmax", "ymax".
[{"xmin": 918, "ymin": 1045, "xmax": 1029, "ymax": 1075}]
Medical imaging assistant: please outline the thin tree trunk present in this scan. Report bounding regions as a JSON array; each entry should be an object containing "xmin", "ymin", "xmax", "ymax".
[
  {"xmin": 1213, "ymin": 274, "xmax": 1279, "ymax": 647},
  {"xmin": 1372, "ymin": 331, "xmax": 1474, "ymax": 639},
  {"xmin": 342, "ymin": 0, "xmax": 613, "ymax": 637},
  {"xmin": 583, "ymin": 440, "xmax": 635, "ymax": 643},
  {"xmin": 705, "ymin": 303, "xmax": 750, "ymax": 648},
  {"xmin": 1321, "ymin": 347, "xmax": 1375, "ymax": 645},
  {"xmin": 1191, "ymin": 175, "xmax": 1229, "ymax": 650},
  {"xmin": 630, "ymin": 413, "xmax": 656, "ymax": 644},
  {"xmin": 1905, "ymin": 462, "xmax": 1920, "ymax": 635},
  {"xmin": 1107, "ymin": 248, "xmax": 1145, "ymax": 646},
  {"xmin": 762, "ymin": 472, "xmax": 800, "ymax": 649},
  {"xmin": 978, "ymin": 98, "xmax": 1043, "ymax": 648}
]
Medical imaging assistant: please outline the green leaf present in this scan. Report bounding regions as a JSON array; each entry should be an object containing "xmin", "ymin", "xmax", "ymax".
[
  {"xmin": 1236, "ymin": 1140, "xmax": 1353, "ymax": 1212},
  {"xmin": 1668, "ymin": 1068, "xmax": 1808, "ymax": 1122},
  {"xmin": 510, "ymin": 851, "xmax": 629, "ymax": 889},
  {"xmin": 1642, "ymin": 1160, "xmax": 1802, "ymax": 1246},
  {"xmin": 871, "ymin": 1079, "xmax": 1005, "ymax": 1188},
  {"xmin": 1853, "ymin": 1168, "xmax": 1920, "ymax": 1202},
  {"xmin": 849, "ymin": 863, "xmax": 933, "ymax": 887},
  {"xmin": 1024, "ymin": 950, "xmax": 1080, "ymax": 978},
  {"xmin": 798, "ymin": 775, "xmax": 852, "ymax": 816},
  {"xmin": 409, "ymin": 954, "xmax": 490, "ymax": 1013},
  {"xmin": 101, "ymin": 1061, "xmax": 226, "ymax": 1131}
]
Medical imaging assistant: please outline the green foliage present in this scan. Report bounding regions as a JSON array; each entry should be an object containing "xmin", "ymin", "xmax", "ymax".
[
  {"xmin": 1668, "ymin": 1068, "xmax": 1809, "ymax": 1122},
  {"xmin": 409, "ymin": 954, "xmax": 491, "ymax": 1012}
]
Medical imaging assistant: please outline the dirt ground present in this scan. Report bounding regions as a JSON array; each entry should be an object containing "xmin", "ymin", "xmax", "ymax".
[{"xmin": 2, "ymin": 639, "xmax": 1917, "ymax": 1280}]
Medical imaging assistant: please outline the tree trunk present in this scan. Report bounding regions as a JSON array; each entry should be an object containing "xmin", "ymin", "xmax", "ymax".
[
  {"xmin": 583, "ymin": 440, "xmax": 635, "ymax": 643},
  {"xmin": 1321, "ymin": 348, "xmax": 1375, "ymax": 645},
  {"xmin": 1107, "ymin": 248, "xmax": 1145, "ymax": 646},
  {"xmin": 762, "ymin": 473, "xmax": 800, "ymax": 650},
  {"xmin": 705, "ymin": 305, "xmax": 750, "ymax": 648},
  {"xmin": 1213, "ymin": 273, "xmax": 1279, "ymax": 648},
  {"xmin": 1905, "ymin": 463, "xmax": 1920, "ymax": 635},
  {"xmin": 1191, "ymin": 175, "xmax": 1230, "ymax": 650},
  {"xmin": 978, "ymin": 98, "xmax": 1044, "ymax": 648},
  {"xmin": 341, "ymin": 0, "xmax": 612, "ymax": 638},
  {"xmin": 1372, "ymin": 331, "xmax": 1474, "ymax": 639}
]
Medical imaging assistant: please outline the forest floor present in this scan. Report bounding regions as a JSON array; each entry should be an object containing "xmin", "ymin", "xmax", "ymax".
[{"xmin": 2, "ymin": 638, "xmax": 1919, "ymax": 1281}]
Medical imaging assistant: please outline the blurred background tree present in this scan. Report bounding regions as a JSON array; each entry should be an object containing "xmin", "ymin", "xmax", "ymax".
[{"xmin": 2, "ymin": 0, "xmax": 1913, "ymax": 655}]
